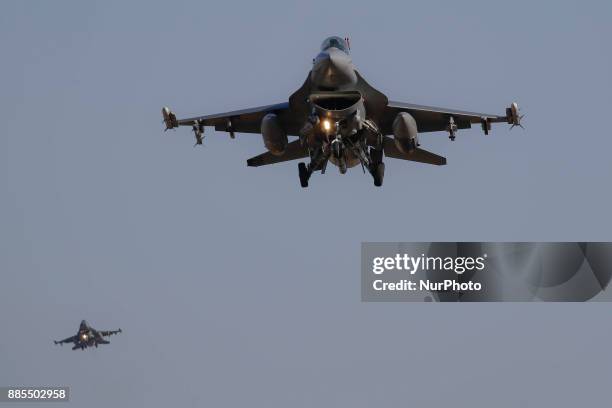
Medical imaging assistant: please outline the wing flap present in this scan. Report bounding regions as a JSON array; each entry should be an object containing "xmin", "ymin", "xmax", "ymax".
[
  {"xmin": 383, "ymin": 137, "xmax": 447, "ymax": 165},
  {"xmin": 54, "ymin": 335, "xmax": 77, "ymax": 345},
  {"xmin": 247, "ymin": 140, "xmax": 308, "ymax": 167}
]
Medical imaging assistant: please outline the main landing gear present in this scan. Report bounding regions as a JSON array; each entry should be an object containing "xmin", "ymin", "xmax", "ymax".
[
  {"xmin": 298, "ymin": 147, "xmax": 329, "ymax": 188},
  {"xmin": 368, "ymin": 148, "xmax": 384, "ymax": 187},
  {"xmin": 298, "ymin": 162, "xmax": 309, "ymax": 188},
  {"xmin": 371, "ymin": 163, "xmax": 385, "ymax": 187},
  {"xmin": 298, "ymin": 146, "xmax": 385, "ymax": 188}
]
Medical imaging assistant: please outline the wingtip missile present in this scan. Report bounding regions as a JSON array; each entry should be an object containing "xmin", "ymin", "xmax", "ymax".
[
  {"xmin": 506, "ymin": 102, "xmax": 524, "ymax": 129},
  {"xmin": 162, "ymin": 107, "xmax": 178, "ymax": 130}
]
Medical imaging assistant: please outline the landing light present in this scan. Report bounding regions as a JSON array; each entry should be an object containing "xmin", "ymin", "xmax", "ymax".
[{"xmin": 322, "ymin": 119, "xmax": 332, "ymax": 131}]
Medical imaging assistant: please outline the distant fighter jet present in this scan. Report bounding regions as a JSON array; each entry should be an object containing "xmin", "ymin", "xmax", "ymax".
[
  {"xmin": 163, "ymin": 36, "xmax": 522, "ymax": 187},
  {"xmin": 54, "ymin": 320, "xmax": 122, "ymax": 350}
]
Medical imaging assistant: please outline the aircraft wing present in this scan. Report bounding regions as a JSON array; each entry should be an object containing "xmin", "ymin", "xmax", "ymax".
[
  {"xmin": 162, "ymin": 102, "xmax": 302, "ymax": 138},
  {"xmin": 247, "ymin": 140, "xmax": 309, "ymax": 167},
  {"xmin": 54, "ymin": 335, "xmax": 76, "ymax": 345},
  {"xmin": 382, "ymin": 137, "xmax": 447, "ymax": 165},
  {"xmin": 381, "ymin": 101, "xmax": 518, "ymax": 134},
  {"xmin": 99, "ymin": 329, "xmax": 122, "ymax": 337}
]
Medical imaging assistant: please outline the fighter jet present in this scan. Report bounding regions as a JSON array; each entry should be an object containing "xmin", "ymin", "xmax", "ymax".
[
  {"xmin": 54, "ymin": 320, "xmax": 122, "ymax": 350},
  {"xmin": 162, "ymin": 36, "xmax": 522, "ymax": 187}
]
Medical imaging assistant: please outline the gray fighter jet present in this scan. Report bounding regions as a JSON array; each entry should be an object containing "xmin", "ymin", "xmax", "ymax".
[
  {"xmin": 162, "ymin": 36, "xmax": 522, "ymax": 187},
  {"xmin": 54, "ymin": 320, "xmax": 122, "ymax": 350}
]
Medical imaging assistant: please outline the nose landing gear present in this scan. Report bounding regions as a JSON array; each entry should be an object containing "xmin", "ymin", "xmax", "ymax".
[{"xmin": 331, "ymin": 137, "xmax": 348, "ymax": 174}]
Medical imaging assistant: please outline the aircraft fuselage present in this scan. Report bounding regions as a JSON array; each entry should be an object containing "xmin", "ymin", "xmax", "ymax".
[{"xmin": 298, "ymin": 38, "xmax": 382, "ymax": 174}]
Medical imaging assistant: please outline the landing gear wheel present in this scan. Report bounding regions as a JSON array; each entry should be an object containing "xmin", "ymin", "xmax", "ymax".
[
  {"xmin": 373, "ymin": 162, "xmax": 385, "ymax": 187},
  {"xmin": 298, "ymin": 162, "xmax": 309, "ymax": 188}
]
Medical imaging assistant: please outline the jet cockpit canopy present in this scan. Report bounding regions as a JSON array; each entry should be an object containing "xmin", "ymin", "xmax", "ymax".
[{"xmin": 320, "ymin": 36, "xmax": 349, "ymax": 54}]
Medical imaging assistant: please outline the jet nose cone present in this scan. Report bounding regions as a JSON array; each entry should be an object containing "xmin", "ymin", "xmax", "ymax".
[{"xmin": 311, "ymin": 48, "xmax": 357, "ymax": 89}]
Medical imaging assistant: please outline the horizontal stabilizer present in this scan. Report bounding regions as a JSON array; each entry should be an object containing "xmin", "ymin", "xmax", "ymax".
[
  {"xmin": 383, "ymin": 137, "xmax": 447, "ymax": 165},
  {"xmin": 247, "ymin": 140, "xmax": 309, "ymax": 167}
]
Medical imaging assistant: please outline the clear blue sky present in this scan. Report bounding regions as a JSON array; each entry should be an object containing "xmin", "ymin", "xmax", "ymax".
[{"xmin": 1, "ymin": 1, "xmax": 612, "ymax": 407}]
